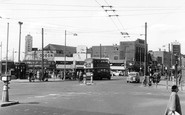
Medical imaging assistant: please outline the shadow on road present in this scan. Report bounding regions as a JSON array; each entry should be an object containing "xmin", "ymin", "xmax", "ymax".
[{"xmin": 20, "ymin": 101, "xmax": 40, "ymax": 105}]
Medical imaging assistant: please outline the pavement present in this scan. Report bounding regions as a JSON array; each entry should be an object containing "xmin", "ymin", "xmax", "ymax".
[{"xmin": 155, "ymin": 80, "xmax": 184, "ymax": 91}]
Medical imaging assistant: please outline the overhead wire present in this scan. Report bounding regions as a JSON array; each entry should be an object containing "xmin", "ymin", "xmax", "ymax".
[
  {"xmin": 0, "ymin": 3, "xmax": 99, "ymax": 8},
  {"xmin": 2, "ymin": 1, "xmax": 185, "ymax": 39},
  {"xmin": 95, "ymin": 0, "xmax": 130, "ymax": 38}
]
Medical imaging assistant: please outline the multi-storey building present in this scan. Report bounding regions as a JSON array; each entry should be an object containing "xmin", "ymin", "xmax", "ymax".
[
  {"xmin": 89, "ymin": 39, "xmax": 145, "ymax": 72},
  {"xmin": 119, "ymin": 39, "xmax": 145, "ymax": 71},
  {"xmin": 25, "ymin": 34, "xmax": 33, "ymax": 58},
  {"xmin": 90, "ymin": 44, "xmax": 119, "ymax": 60}
]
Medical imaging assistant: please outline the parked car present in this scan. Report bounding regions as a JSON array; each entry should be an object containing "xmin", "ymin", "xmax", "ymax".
[{"xmin": 126, "ymin": 72, "xmax": 140, "ymax": 83}]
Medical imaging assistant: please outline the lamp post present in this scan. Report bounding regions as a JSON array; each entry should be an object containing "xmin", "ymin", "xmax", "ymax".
[
  {"xmin": 144, "ymin": 22, "xmax": 147, "ymax": 77},
  {"xmin": 18, "ymin": 21, "xmax": 23, "ymax": 79},
  {"xmin": 63, "ymin": 30, "xmax": 77, "ymax": 81},
  {"xmin": 2, "ymin": 23, "xmax": 9, "ymax": 102},
  {"xmin": 18, "ymin": 21, "xmax": 23, "ymax": 63}
]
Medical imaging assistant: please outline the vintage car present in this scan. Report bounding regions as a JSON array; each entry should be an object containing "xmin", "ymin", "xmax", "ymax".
[{"xmin": 126, "ymin": 72, "xmax": 140, "ymax": 83}]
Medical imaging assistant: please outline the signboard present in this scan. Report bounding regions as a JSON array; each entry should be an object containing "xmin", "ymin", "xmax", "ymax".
[
  {"xmin": 172, "ymin": 44, "xmax": 180, "ymax": 55},
  {"xmin": 37, "ymin": 52, "xmax": 54, "ymax": 61},
  {"xmin": 76, "ymin": 45, "xmax": 87, "ymax": 54},
  {"xmin": 84, "ymin": 63, "xmax": 93, "ymax": 68}
]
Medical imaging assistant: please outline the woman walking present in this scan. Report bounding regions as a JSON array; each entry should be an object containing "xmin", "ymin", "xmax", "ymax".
[{"xmin": 164, "ymin": 85, "xmax": 182, "ymax": 115}]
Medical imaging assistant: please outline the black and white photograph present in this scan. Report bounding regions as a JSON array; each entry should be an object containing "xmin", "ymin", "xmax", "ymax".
[{"xmin": 0, "ymin": 0, "xmax": 185, "ymax": 115}]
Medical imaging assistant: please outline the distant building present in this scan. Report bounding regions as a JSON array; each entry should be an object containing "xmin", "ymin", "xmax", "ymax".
[
  {"xmin": 25, "ymin": 34, "xmax": 33, "ymax": 58},
  {"xmin": 44, "ymin": 44, "xmax": 76, "ymax": 57},
  {"xmin": 119, "ymin": 39, "xmax": 145, "ymax": 69},
  {"xmin": 153, "ymin": 51, "xmax": 172, "ymax": 68},
  {"xmin": 90, "ymin": 44, "xmax": 120, "ymax": 60}
]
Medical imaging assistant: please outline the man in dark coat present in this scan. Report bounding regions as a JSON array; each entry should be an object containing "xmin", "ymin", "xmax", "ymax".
[{"xmin": 164, "ymin": 85, "xmax": 182, "ymax": 115}]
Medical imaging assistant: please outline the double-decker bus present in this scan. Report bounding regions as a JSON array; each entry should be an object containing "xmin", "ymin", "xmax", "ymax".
[{"xmin": 84, "ymin": 58, "xmax": 111, "ymax": 80}]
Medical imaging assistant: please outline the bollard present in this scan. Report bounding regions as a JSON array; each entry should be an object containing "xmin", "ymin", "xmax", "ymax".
[
  {"xmin": 1, "ymin": 75, "xmax": 11, "ymax": 102},
  {"xmin": 2, "ymin": 82, "xmax": 9, "ymax": 102}
]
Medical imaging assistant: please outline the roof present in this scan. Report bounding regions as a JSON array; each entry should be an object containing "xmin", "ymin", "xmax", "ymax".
[{"xmin": 44, "ymin": 44, "xmax": 76, "ymax": 51}]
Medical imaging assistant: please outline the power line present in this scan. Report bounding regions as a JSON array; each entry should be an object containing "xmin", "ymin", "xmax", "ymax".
[
  {"xmin": 0, "ymin": 9, "xmax": 102, "ymax": 12},
  {"xmin": 0, "ymin": 3, "xmax": 99, "ymax": 8},
  {"xmin": 95, "ymin": 0, "xmax": 130, "ymax": 38}
]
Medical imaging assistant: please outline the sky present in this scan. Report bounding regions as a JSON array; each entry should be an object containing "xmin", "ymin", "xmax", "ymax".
[{"xmin": 1, "ymin": 0, "xmax": 185, "ymax": 61}]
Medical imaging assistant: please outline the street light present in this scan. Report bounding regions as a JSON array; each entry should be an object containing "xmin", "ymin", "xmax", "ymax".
[
  {"xmin": 18, "ymin": 21, "xmax": 23, "ymax": 63},
  {"xmin": 2, "ymin": 23, "xmax": 10, "ymax": 102},
  {"xmin": 18, "ymin": 21, "xmax": 23, "ymax": 79},
  {"xmin": 63, "ymin": 30, "xmax": 77, "ymax": 81}
]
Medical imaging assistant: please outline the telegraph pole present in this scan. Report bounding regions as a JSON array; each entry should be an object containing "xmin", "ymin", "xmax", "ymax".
[
  {"xmin": 18, "ymin": 22, "xmax": 23, "ymax": 63},
  {"xmin": 0, "ymin": 42, "xmax": 2, "ymax": 74},
  {"xmin": 41, "ymin": 28, "xmax": 44, "ymax": 81},
  {"xmin": 63, "ymin": 30, "xmax": 67, "ymax": 81},
  {"xmin": 18, "ymin": 21, "xmax": 23, "ymax": 79},
  {"xmin": 144, "ymin": 22, "xmax": 147, "ymax": 77}
]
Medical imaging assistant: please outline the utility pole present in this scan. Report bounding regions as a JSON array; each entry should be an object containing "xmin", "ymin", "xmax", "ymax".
[
  {"xmin": 18, "ymin": 21, "xmax": 23, "ymax": 63},
  {"xmin": 1, "ymin": 23, "xmax": 19, "ymax": 106},
  {"xmin": 63, "ymin": 30, "xmax": 67, "ymax": 81},
  {"xmin": 2, "ymin": 23, "xmax": 9, "ymax": 102},
  {"xmin": 41, "ymin": 28, "xmax": 44, "ymax": 81},
  {"xmin": 18, "ymin": 21, "xmax": 23, "ymax": 79},
  {"xmin": 144, "ymin": 22, "xmax": 147, "ymax": 77},
  {"xmin": 0, "ymin": 42, "xmax": 2, "ymax": 74}
]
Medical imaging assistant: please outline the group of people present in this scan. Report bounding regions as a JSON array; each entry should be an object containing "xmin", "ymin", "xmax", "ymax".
[{"xmin": 28, "ymin": 69, "xmax": 49, "ymax": 82}]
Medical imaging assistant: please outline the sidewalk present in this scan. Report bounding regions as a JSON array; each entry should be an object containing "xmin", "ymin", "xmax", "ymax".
[{"xmin": 148, "ymin": 79, "xmax": 185, "ymax": 92}]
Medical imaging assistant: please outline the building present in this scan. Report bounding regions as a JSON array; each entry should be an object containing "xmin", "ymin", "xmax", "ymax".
[
  {"xmin": 89, "ymin": 39, "xmax": 145, "ymax": 72},
  {"xmin": 44, "ymin": 44, "xmax": 76, "ymax": 57},
  {"xmin": 90, "ymin": 44, "xmax": 120, "ymax": 60},
  {"xmin": 25, "ymin": 34, "xmax": 33, "ymax": 58},
  {"xmin": 24, "ymin": 44, "xmax": 91, "ymax": 71},
  {"xmin": 119, "ymin": 39, "xmax": 145, "ymax": 72},
  {"xmin": 153, "ymin": 50, "xmax": 172, "ymax": 68}
]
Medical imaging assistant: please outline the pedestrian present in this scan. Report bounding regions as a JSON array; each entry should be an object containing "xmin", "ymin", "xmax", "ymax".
[
  {"xmin": 28, "ymin": 70, "xmax": 33, "ymax": 82},
  {"xmin": 78, "ymin": 70, "xmax": 83, "ymax": 83},
  {"xmin": 164, "ymin": 85, "xmax": 182, "ymax": 115}
]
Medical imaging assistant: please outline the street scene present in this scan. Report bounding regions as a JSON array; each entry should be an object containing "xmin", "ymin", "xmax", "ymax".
[
  {"xmin": 1, "ymin": 0, "xmax": 185, "ymax": 115},
  {"xmin": 0, "ymin": 76, "xmax": 184, "ymax": 115}
]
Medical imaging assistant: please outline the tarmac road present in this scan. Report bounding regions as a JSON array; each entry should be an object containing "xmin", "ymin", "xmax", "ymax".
[{"xmin": 0, "ymin": 76, "xmax": 184, "ymax": 115}]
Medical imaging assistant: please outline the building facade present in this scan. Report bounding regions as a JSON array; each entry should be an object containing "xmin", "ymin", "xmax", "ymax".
[
  {"xmin": 119, "ymin": 39, "xmax": 145, "ymax": 71},
  {"xmin": 90, "ymin": 44, "xmax": 120, "ymax": 60},
  {"xmin": 44, "ymin": 44, "xmax": 76, "ymax": 57}
]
